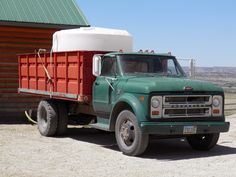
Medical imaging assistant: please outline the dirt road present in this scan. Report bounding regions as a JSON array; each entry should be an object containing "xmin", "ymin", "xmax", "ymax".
[{"xmin": 0, "ymin": 116, "xmax": 236, "ymax": 177}]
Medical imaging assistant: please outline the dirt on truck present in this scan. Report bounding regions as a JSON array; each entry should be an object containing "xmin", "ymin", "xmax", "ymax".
[{"xmin": 18, "ymin": 27, "xmax": 230, "ymax": 156}]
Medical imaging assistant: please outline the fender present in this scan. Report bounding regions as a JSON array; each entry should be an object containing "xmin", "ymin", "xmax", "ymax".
[{"xmin": 109, "ymin": 93, "xmax": 147, "ymax": 130}]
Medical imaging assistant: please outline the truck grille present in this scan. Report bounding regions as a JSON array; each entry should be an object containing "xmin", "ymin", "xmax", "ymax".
[{"xmin": 163, "ymin": 95, "xmax": 212, "ymax": 118}]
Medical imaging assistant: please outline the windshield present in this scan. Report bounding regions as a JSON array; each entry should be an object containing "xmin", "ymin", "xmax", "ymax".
[{"xmin": 118, "ymin": 54, "xmax": 185, "ymax": 77}]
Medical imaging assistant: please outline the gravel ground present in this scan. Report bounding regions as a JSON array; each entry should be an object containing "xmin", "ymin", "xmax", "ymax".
[{"xmin": 0, "ymin": 116, "xmax": 236, "ymax": 177}]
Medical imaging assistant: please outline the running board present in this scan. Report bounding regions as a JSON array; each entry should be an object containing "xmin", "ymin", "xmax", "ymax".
[
  {"xmin": 90, "ymin": 117, "xmax": 110, "ymax": 131},
  {"xmin": 90, "ymin": 123, "xmax": 110, "ymax": 131}
]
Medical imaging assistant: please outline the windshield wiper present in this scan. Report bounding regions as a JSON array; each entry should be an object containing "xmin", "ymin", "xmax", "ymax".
[
  {"xmin": 159, "ymin": 73, "xmax": 184, "ymax": 77},
  {"xmin": 133, "ymin": 72, "xmax": 155, "ymax": 77}
]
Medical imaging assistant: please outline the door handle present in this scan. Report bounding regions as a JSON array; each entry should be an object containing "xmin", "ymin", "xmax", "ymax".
[{"xmin": 95, "ymin": 82, "xmax": 100, "ymax": 86}]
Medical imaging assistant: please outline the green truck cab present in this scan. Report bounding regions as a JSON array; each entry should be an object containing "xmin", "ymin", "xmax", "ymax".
[{"xmin": 91, "ymin": 52, "xmax": 230, "ymax": 156}]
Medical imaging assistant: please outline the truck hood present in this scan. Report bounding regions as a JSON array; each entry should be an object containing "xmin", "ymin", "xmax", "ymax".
[{"xmin": 123, "ymin": 76, "xmax": 223, "ymax": 94}]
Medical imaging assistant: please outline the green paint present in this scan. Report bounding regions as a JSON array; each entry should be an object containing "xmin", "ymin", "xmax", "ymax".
[
  {"xmin": 92, "ymin": 53, "xmax": 228, "ymax": 134},
  {"xmin": 90, "ymin": 117, "xmax": 110, "ymax": 131},
  {"xmin": 122, "ymin": 76, "xmax": 223, "ymax": 94},
  {"xmin": 140, "ymin": 121, "xmax": 230, "ymax": 134}
]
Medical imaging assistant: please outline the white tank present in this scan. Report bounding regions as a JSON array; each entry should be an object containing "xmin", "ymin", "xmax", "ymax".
[{"xmin": 52, "ymin": 27, "xmax": 133, "ymax": 52}]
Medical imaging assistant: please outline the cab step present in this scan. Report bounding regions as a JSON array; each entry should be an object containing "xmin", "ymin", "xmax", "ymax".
[{"xmin": 90, "ymin": 117, "xmax": 110, "ymax": 131}]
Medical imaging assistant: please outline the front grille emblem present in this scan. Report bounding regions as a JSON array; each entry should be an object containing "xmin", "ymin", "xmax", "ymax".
[{"xmin": 183, "ymin": 86, "xmax": 193, "ymax": 91}]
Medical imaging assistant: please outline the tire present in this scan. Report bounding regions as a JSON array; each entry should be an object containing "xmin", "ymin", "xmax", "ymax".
[
  {"xmin": 187, "ymin": 133, "xmax": 220, "ymax": 151},
  {"xmin": 56, "ymin": 101, "xmax": 68, "ymax": 136},
  {"xmin": 37, "ymin": 100, "xmax": 58, "ymax": 137},
  {"xmin": 115, "ymin": 110, "xmax": 149, "ymax": 156}
]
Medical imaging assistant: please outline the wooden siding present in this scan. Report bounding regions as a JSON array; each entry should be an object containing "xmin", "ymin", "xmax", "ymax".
[{"xmin": 0, "ymin": 25, "xmax": 58, "ymax": 120}]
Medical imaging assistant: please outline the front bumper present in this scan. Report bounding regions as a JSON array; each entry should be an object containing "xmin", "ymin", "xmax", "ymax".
[{"xmin": 140, "ymin": 121, "xmax": 230, "ymax": 135}]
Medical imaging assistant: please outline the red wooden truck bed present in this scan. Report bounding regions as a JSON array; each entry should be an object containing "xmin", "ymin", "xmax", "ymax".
[{"xmin": 18, "ymin": 51, "xmax": 106, "ymax": 102}]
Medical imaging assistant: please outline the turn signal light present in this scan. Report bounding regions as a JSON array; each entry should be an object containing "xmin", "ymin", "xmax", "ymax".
[
  {"xmin": 213, "ymin": 109, "xmax": 220, "ymax": 114},
  {"xmin": 139, "ymin": 96, "xmax": 145, "ymax": 102},
  {"xmin": 152, "ymin": 111, "xmax": 160, "ymax": 115}
]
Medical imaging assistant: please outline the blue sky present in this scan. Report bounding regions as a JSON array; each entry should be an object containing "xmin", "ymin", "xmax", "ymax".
[{"xmin": 77, "ymin": 0, "xmax": 236, "ymax": 67}]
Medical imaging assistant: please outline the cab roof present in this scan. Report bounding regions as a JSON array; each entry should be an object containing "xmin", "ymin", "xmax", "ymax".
[{"xmin": 104, "ymin": 52, "xmax": 175, "ymax": 58}]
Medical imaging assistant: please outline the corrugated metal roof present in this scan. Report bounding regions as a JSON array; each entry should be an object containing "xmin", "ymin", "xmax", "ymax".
[{"xmin": 0, "ymin": 0, "xmax": 89, "ymax": 27}]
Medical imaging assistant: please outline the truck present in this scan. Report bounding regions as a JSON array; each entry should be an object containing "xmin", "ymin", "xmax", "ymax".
[{"xmin": 18, "ymin": 27, "xmax": 230, "ymax": 156}]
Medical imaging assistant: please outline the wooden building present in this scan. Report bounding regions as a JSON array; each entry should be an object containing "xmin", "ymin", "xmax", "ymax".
[{"xmin": 0, "ymin": 0, "xmax": 89, "ymax": 121}]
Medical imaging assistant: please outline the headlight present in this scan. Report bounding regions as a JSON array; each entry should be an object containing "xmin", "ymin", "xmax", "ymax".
[
  {"xmin": 150, "ymin": 96, "xmax": 162, "ymax": 118},
  {"xmin": 212, "ymin": 95, "xmax": 223, "ymax": 117},
  {"xmin": 213, "ymin": 97, "xmax": 220, "ymax": 107},
  {"xmin": 151, "ymin": 98, "xmax": 160, "ymax": 108}
]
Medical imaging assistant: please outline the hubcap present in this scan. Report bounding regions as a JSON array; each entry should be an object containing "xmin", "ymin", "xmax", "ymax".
[{"xmin": 120, "ymin": 120, "xmax": 135, "ymax": 146}]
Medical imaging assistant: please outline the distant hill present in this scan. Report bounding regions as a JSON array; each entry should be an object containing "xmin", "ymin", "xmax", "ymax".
[
  {"xmin": 193, "ymin": 67, "xmax": 236, "ymax": 93},
  {"xmin": 196, "ymin": 67, "xmax": 236, "ymax": 74},
  {"xmin": 182, "ymin": 66, "xmax": 236, "ymax": 75}
]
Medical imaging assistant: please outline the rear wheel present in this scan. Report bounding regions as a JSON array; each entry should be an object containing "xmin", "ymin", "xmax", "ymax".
[
  {"xmin": 115, "ymin": 110, "xmax": 149, "ymax": 156},
  {"xmin": 187, "ymin": 133, "xmax": 220, "ymax": 150},
  {"xmin": 56, "ymin": 101, "xmax": 68, "ymax": 135},
  {"xmin": 37, "ymin": 100, "xmax": 58, "ymax": 136}
]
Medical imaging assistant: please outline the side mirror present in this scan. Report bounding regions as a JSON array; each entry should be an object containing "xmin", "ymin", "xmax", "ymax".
[{"xmin": 92, "ymin": 55, "xmax": 102, "ymax": 76}]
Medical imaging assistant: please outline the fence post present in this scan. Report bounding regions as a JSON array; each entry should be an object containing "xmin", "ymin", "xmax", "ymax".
[{"xmin": 189, "ymin": 59, "xmax": 195, "ymax": 79}]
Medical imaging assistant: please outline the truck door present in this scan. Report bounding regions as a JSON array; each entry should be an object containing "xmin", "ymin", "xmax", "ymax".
[{"xmin": 93, "ymin": 56, "xmax": 118, "ymax": 118}]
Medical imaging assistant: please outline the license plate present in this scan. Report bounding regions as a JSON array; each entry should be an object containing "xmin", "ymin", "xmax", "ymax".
[{"xmin": 183, "ymin": 126, "xmax": 197, "ymax": 135}]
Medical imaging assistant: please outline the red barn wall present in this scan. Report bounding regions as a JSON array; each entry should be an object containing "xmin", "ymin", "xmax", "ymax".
[{"xmin": 0, "ymin": 25, "xmax": 58, "ymax": 121}]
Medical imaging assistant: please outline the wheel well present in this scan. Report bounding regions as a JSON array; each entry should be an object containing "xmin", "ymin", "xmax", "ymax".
[{"xmin": 110, "ymin": 102, "xmax": 133, "ymax": 131}]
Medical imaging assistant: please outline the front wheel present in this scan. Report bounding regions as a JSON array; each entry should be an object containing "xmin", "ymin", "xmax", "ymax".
[
  {"xmin": 187, "ymin": 133, "xmax": 220, "ymax": 151},
  {"xmin": 115, "ymin": 110, "xmax": 149, "ymax": 156}
]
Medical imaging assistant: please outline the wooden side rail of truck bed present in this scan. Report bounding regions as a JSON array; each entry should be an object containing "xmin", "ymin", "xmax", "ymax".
[{"xmin": 18, "ymin": 50, "xmax": 108, "ymax": 102}]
